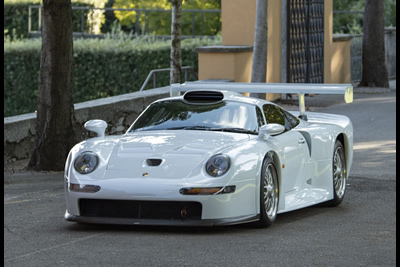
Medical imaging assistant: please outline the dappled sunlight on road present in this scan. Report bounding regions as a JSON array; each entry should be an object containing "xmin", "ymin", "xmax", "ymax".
[
  {"xmin": 352, "ymin": 140, "xmax": 396, "ymax": 176},
  {"xmin": 353, "ymin": 140, "xmax": 396, "ymax": 154}
]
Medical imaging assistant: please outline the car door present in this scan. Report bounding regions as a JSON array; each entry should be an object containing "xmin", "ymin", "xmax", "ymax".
[{"xmin": 263, "ymin": 104, "xmax": 310, "ymax": 194}]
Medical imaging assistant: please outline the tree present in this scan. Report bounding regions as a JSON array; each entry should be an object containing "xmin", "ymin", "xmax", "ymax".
[
  {"xmin": 169, "ymin": 0, "xmax": 182, "ymax": 84},
  {"xmin": 28, "ymin": 0, "xmax": 78, "ymax": 171},
  {"xmin": 250, "ymin": 0, "xmax": 268, "ymax": 99},
  {"xmin": 358, "ymin": 0, "xmax": 389, "ymax": 88}
]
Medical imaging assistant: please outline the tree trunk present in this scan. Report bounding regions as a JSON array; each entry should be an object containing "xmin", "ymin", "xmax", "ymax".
[
  {"xmin": 250, "ymin": 0, "xmax": 268, "ymax": 99},
  {"xmin": 170, "ymin": 0, "xmax": 182, "ymax": 84},
  {"xmin": 28, "ymin": 0, "xmax": 77, "ymax": 171},
  {"xmin": 358, "ymin": 0, "xmax": 389, "ymax": 88}
]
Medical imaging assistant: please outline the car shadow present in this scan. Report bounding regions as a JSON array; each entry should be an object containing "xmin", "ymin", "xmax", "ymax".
[
  {"xmin": 64, "ymin": 221, "xmax": 247, "ymax": 234},
  {"xmin": 64, "ymin": 203, "xmax": 347, "ymax": 234}
]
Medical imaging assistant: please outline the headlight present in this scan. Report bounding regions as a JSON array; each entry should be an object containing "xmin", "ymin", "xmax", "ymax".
[
  {"xmin": 206, "ymin": 154, "xmax": 230, "ymax": 177},
  {"xmin": 74, "ymin": 152, "xmax": 99, "ymax": 174}
]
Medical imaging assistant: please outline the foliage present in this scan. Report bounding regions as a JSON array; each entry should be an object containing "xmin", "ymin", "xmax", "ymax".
[
  {"xmin": 112, "ymin": 0, "xmax": 221, "ymax": 36},
  {"xmin": 4, "ymin": 35, "xmax": 221, "ymax": 117},
  {"xmin": 333, "ymin": 0, "xmax": 396, "ymax": 34},
  {"xmin": 80, "ymin": 0, "xmax": 109, "ymax": 34},
  {"xmin": 333, "ymin": 0, "xmax": 365, "ymax": 34},
  {"xmin": 4, "ymin": 0, "xmax": 41, "ymax": 40},
  {"xmin": 384, "ymin": 0, "xmax": 396, "ymax": 27}
]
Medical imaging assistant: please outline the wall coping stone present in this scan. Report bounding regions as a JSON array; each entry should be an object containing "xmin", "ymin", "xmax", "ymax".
[
  {"xmin": 384, "ymin": 27, "xmax": 396, "ymax": 33},
  {"xmin": 332, "ymin": 34, "xmax": 353, "ymax": 42},
  {"xmin": 195, "ymin": 45, "xmax": 253, "ymax": 53}
]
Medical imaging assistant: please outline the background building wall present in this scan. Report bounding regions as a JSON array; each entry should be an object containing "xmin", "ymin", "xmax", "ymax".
[
  {"xmin": 198, "ymin": 0, "xmax": 353, "ymax": 85},
  {"xmin": 324, "ymin": 0, "xmax": 351, "ymax": 83},
  {"xmin": 221, "ymin": 0, "xmax": 256, "ymax": 46}
]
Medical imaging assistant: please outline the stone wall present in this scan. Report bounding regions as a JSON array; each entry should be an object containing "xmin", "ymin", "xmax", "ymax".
[{"xmin": 4, "ymin": 86, "xmax": 170, "ymax": 164}]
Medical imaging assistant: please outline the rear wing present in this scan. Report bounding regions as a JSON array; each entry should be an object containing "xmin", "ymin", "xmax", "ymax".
[{"xmin": 170, "ymin": 82, "xmax": 353, "ymax": 120}]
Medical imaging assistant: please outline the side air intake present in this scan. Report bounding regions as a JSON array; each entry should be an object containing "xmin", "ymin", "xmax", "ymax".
[{"xmin": 183, "ymin": 91, "xmax": 224, "ymax": 102}]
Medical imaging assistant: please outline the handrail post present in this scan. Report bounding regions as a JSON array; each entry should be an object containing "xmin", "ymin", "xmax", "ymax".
[
  {"xmin": 145, "ymin": 11, "xmax": 149, "ymax": 34},
  {"xmin": 38, "ymin": 6, "xmax": 42, "ymax": 31},
  {"xmin": 201, "ymin": 11, "xmax": 204, "ymax": 36},
  {"xmin": 140, "ymin": 66, "xmax": 198, "ymax": 92},
  {"xmin": 28, "ymin": 6, "xmax": 31, "ymax": 33},
  {"xmin": 192, "ymin": 11, "xmax": 195, "ymax": 37},
  {"xmin": 135, "ymin": 10, "xmax": 140, "ymax": 35},
  {"xmin": 81, "ymin": 9, "xmax": 84, "ymax": 33}
]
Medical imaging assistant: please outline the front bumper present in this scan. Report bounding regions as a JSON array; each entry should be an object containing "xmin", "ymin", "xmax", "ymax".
[{"xmin": 64, "ymin": 177, "xmax": 258, "ymax": 226}]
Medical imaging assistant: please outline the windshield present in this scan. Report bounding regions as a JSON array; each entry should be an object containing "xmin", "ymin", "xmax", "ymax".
[{"xmin": 129, "ymin": 100, "xmax": 261, "ymax": 135}]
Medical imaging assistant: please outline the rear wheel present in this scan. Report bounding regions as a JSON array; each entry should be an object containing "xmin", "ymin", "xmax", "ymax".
[
  {"xmin": 255, "ymin": 157, "xmax": 279, "ymax": 228},
  {"xmin": 325, "ymin": 139, "xmax": 347, "ymax": 207}
]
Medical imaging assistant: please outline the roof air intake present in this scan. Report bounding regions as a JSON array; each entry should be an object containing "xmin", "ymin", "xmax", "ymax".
[{"xmin": 183, "ymin": 91, "xmax": 224, "ymax": 103}]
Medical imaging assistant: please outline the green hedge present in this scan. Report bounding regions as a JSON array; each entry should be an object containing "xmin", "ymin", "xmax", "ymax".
[{"xmin": 4, "ymin": 36, "xmax": 221, "ymax": 117}]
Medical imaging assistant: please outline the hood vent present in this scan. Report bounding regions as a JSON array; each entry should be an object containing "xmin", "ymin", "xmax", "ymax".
[
  {"xmin": 146, "ymin": 158, "xmax": 163, "ymax": 166},
  {"xmin": 183, "ymin": 91, "xmax": 224, "ymax": 103}
]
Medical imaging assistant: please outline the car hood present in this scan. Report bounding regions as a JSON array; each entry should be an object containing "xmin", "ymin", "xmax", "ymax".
[{"xmin": 104, "ymin": 130, "xmax": 251, "ymax": 180}]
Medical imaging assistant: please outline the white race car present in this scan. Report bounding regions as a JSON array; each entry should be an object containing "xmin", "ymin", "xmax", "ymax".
[{"xmin": 64, "ymin": 82, "xmax": 353, "ymax": 227}]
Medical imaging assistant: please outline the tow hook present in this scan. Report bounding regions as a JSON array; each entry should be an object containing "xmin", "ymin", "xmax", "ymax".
[{"xmin": 180, "ymin": 207, "xmax": 188, "ymax": 220}]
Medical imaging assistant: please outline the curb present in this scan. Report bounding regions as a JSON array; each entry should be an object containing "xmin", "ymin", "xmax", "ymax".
[{"xmin": 353, "ymin": 87, "xmax": 395, "ymax": 94}]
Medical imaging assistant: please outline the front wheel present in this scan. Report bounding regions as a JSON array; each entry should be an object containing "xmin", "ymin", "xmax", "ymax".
[
  {"xmin": 325, "ymin": 139, "xmax": 347, "ymax": 207},
  {"xmin": 255, "ymin": 157, "xmax": 279, "ymax": 228}
]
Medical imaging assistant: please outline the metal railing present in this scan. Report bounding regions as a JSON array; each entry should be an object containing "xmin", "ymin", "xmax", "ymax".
[
  {"xmin": 140, "ymin": 66, "xmax": 198, "ymax": 91},
  {"xmin": 349, "ymin": 28, "xmax": 396, "ymax": 82},
  {"xmin": 350, "ymin": 34, "xmax": 363, "ymax": 82},
  {"xmin": 28, "ymin": 5, "xmax": 220, "ymax": 39}
]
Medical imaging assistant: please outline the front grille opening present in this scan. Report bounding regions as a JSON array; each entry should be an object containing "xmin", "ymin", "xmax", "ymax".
[{"xmin": 79, "ymin": 199, "xmax": 202, "ymax": 220}]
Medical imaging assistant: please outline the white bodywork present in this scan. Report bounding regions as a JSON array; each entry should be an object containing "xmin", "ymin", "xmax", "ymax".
[{"xmin": 64, "ymin": 83, "xmax": 353, "ymax": 226}]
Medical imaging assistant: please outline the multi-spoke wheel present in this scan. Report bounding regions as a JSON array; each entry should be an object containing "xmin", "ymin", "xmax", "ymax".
[
  {"xmin": 256, "ymin": 156, "xmax": 279, "ymax": 228},
  {"xmin": 326, "ymin": 139, "xmax": 347, "ymax": 207}
]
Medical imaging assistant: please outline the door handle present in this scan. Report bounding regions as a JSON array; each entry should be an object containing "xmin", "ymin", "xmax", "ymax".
[{"xmin": 298, "ymin": 138, "xmax": 306, "ymax": 144}]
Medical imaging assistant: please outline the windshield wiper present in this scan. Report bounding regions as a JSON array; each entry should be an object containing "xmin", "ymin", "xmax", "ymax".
[
  {"xmin": 166, "ymin": 126, "xmax": 257, "ymax": 135},
  {"xmin": 167, "ymin": 126, "xmax": 213, "ymax": 131},
  {"xmin": 210, "ymin": 128, "xmax": 258, "ymax": 135}
]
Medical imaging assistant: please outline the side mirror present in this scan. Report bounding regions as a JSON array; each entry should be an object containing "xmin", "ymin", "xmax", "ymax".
[
  {"xmin": 258, "ymin": 124, "xmax": 285, "ymax": 140},
  {"xmin": 84, "ymin": 120, "xmax": 107, "ymax": 137}
]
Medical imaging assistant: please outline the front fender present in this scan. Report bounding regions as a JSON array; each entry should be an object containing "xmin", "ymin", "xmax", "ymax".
[{"xmin": 65, "ymin": 136, "xmax": 122, "ymax": 182}]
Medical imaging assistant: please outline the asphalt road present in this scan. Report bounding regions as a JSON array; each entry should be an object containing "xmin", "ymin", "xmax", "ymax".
[{"xmin": 4, "ymin": 88, "xmax": 396, "ymax": 266}]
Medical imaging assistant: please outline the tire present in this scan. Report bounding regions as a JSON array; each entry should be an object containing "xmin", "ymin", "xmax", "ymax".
[
  {"xmin": 325, "ymin": 139, "xmax": 347, "ymax": 207},
  {"xmin": 255, "ymin": 156, "xmax": 279, "ymax": 228}
]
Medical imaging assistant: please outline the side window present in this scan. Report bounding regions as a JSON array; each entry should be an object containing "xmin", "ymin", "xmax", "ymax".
[
  {"xmin": 263, "ymin": 104, "xmax": 296, "ymax": 132},
  {"xmin": 282, "ymin": 109, "xmax": 300, "ymax": 129}
]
